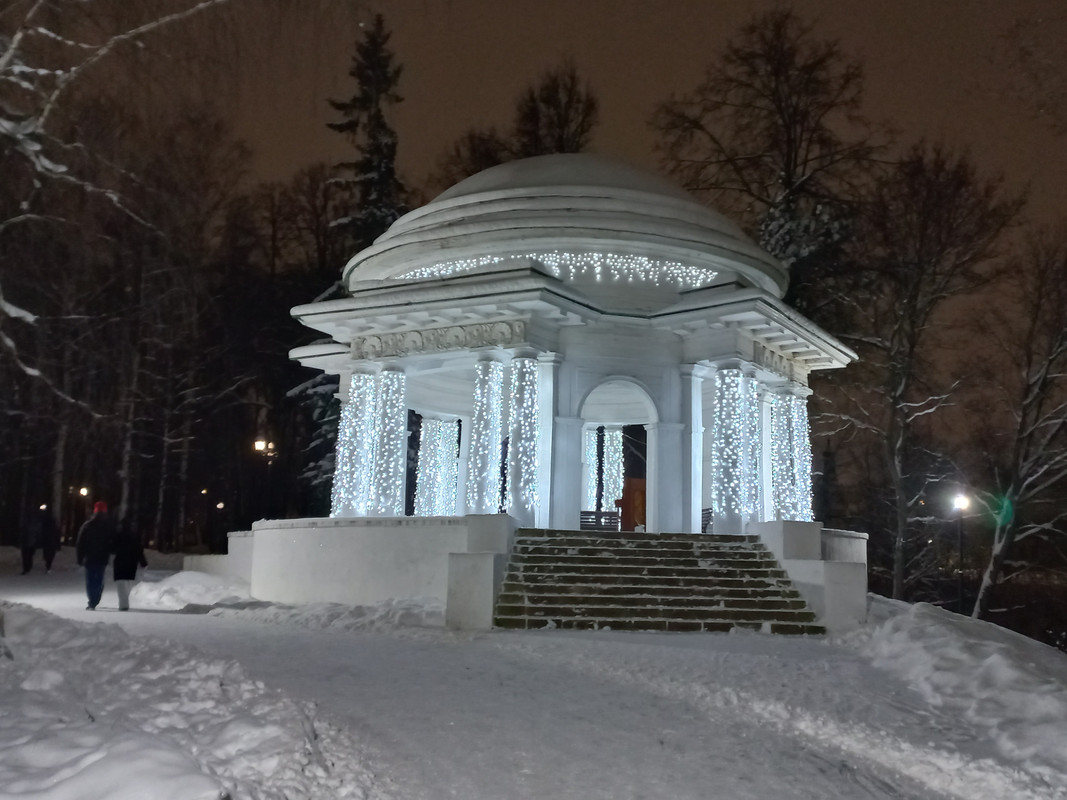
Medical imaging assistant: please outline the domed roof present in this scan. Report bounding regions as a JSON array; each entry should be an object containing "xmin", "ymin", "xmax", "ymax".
[
  {"xmin": 434, "ymin": 153, "xmax": 695, "ymax": 204},
  {"xmin": 343, "ymin": 154, "xmax": 787, "ymax": 299}
]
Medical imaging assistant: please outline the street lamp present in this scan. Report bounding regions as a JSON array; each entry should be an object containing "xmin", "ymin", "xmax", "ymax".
[
  {"xmin": 253, "ymin": 438, "xmax": 278, "ymax": 519},
  {"xmin": 953, "ymin": 493, "xmax": 970, "ymax": 612}
]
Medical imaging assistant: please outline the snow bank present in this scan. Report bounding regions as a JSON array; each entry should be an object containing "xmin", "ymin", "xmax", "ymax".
[
  {"xmin": 851, "ymin": 599, "xmax": 1067, "ymax": 779},
  {"xmin": 130, "ymin": 570, "xmax": 250, "ymax": 610},
  {"xmin": 133, "ymin": 570, "xmax": 444, "ymax": 630},
  {"xmin": 0, "ymin": 601, "xmax": 373, "ymax": 799}
]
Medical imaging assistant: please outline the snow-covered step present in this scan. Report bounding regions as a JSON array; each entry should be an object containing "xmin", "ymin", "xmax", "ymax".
[{"xmin": 494, "ymin": 530, "xmax": 825, "ymax": 635}]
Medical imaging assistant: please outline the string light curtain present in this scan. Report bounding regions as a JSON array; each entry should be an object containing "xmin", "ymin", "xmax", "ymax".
[
  {"xmin": 505, "ymin": 357, "xmax": 540, "ymax": 518},
  {"xmin": 368, "ymin": 369, "xmax": 407, "ymax": 516},
  {"xmin": 789, "ymin": 393, "xmax": 814, "ymax": 521},
  {"xmin": 466, "ymin": 360, "xmax": 505, "ymax": 514},
  {"xmin": 414, "ymin": 417, "xmax": 460, "ymax": 516},
  {"xmin": 330, "ymin": 372, "xmax": 380, "ymax": 517},
  {"xmin": 709, "ymin": 368, "xmax": 760, "ymax": 530},
  {"xmin": 602, "ymin": 427, "xmax": 624, "ymax": 511},
  {"xmin": 768, "ymin": 388, "xmax": 814, "ymax": 522},
  {"xmin": 583, "ymin": 427, "xmax": 599, "ymax": 510}
]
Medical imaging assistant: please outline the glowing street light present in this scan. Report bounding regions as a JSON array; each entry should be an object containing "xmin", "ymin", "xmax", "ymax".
[
  {"xmin": 953, "ymin": 494, "xmax": 970, "ymax": 512},
  {"xmin": 78, "ymin": 487, "xmax": 89, "ymax": 497}
]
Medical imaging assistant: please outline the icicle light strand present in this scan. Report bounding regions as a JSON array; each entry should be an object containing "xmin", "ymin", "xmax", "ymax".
[{"xmin": 396, "ymin": 251, "xmax": 717, "ymax": 290}]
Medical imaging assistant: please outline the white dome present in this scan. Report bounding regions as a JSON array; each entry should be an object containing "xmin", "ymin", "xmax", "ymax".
[{"xmin": 343, "ymin": 154, "xmax": 787, "ymax": 299}]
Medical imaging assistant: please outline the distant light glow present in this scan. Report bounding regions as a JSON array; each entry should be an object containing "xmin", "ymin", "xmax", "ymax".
[
  {"xmin": 953, "ymin": 493, "xmax": 970, "ymax": 511},
  {"xmin": 396, "ymin": 251, "xmax": 717, "ymax": 289}
]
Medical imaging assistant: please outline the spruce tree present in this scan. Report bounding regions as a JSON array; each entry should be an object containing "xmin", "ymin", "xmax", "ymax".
[{"xmin": 328, "ymin": 14, "xmax": 407, "ymax": 251}]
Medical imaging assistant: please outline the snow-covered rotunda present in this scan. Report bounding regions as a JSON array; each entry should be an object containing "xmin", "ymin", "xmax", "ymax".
[{"xmin": 292, "ymin": 154, "xmax": 855, "ymax": 536}]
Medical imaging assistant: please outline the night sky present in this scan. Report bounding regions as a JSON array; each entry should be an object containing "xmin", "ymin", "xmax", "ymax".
[{"xmin": 227, "ymin": 0, "xmax": 1066, "ymax": 222}]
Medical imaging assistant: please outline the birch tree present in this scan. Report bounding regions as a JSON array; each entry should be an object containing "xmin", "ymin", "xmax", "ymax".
[
  {"xmin": 651, "ymin": 6, "xmax": 881, "ymax": 314},
  {"xmin": 969, "ymin": 227, "xmax": 1067, "ymax": 618},
  {"xmin": 830, "ymin": 142, "xmax": 1022, "ymax": 600},
  {"xmin": 433, "ymin": 58, "xmax": 599, "ymax": 189}
]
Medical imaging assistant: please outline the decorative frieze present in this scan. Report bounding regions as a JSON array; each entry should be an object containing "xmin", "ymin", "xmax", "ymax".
[
  {"xmin": 752, "ymin": 341, "xmax": 797, "ymax": 382},
  {"xmin": 350, "ymin": 321, "xmax": 527, "ymax": 360}
]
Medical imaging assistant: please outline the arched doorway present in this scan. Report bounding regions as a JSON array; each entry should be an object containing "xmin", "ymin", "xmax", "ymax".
[{"xmin": 579, "ymin": 380, "xmax": 657, "ymax": 533}]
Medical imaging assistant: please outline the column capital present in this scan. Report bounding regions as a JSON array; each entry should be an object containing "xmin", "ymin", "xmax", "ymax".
[
  {"xmin": 507, "ymin": 346, "xmax": 540, "ymax": 361},
  {"xmin": 680, "ymin": 363, "xmax": 715, "ymax": 381},
  {"xmin": 537, "ymin": 351, "xmax": 565, "ymax": 366}
]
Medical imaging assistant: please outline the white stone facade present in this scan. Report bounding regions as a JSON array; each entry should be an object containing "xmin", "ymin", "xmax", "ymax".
[{"xmin": 293, "ymin": 155, "xmax": 854, "ymax": 536}]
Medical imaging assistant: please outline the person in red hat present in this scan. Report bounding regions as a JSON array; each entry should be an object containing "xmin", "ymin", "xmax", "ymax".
[{"xmin": 76, "ymin": 501, "xmax": 117, "ymax": 610}]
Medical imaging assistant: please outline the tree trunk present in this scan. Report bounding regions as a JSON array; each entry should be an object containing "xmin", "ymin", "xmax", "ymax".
[
  {"xmin": 972, "ymin": 522, "xmax": 1013, "ymax": 618},
  {"xmin": 117, "ymin": 348, "xmax": 141, "ymax": 524}
]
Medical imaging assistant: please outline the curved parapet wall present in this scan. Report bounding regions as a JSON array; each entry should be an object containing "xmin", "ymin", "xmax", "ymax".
[{"xmin": 246, "ymin": 515, "xmax": 516, "ymax": 610}]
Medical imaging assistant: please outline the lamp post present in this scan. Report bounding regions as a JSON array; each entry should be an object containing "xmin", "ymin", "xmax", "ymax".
[
  {"xmin": 952, "ymin": 493, "xmax": 970, "ymax": 612},
  {"xmin": 253, "ymin": 439, "xmax": 277, "ymax": 520}
]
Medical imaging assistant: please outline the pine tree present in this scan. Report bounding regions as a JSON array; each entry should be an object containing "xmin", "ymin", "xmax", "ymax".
[
  {"xmin": 302, "ymin": 15, "xmax": 408, "ymax": 509},
  {"xmin": 327, "ymin": 14, "xmax": 408, "ymax": 251}
]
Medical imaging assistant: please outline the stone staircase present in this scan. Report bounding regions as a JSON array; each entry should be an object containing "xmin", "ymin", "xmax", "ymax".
[{"xmin": 494, "ymin": 529, "xmax": 825, "ymax": 634}]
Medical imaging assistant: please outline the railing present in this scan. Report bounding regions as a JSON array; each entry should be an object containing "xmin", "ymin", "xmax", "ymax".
[
  {"xmin": 580, "ymin": 511, "xmax": 620, "ymax": 533},
  {"xmin": 821, "ymin": 528, "xmax": 868, "ymax": 564}
]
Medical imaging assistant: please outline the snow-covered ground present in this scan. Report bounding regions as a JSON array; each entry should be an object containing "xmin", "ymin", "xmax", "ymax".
[{"xmin": 1, "ymin": 545, "xmax": 1064, "ymax": 799}]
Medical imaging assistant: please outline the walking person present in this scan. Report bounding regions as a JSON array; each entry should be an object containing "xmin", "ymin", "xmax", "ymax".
[
  {"xmin": 76, "ymin": 501, "xmax": 116, "ymax": 610},
  {"xmin": 113, "ymin": 522, "xmax": 148, "ymax": 611},
  {"xmin": 35, "ymin": 505, "xmax": 61, "ymax": 573},
  {"xmin": 19, "ymin": 513, "xmax": 38, "ymax": 574}
]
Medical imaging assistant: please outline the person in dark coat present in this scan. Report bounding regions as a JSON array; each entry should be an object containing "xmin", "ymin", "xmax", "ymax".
[
  {"xmin": 112, "ymin": 522, "xmax": 148, "ymax": 611},
  {"xmin": 34, "ymin": 505, "xmax": 61, "ymax": 572},
  {"xmin": 19, "ymin": 512, "xmax": 38, "ymax": 574},
  {"xmin": 76, "ymin": 501, "xmax": 116, "ymax": 610}
]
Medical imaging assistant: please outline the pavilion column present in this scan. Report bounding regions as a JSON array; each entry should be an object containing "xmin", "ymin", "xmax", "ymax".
[
  {"xmin": 646, "ymin": 422, "xmax": 684, "ymax": 533},
  {"xmin": 368, "ymin": 366, "xmax": 408, "ymax": 517},
  {"xmin": 331, "ymin": 368, "xmax": 380, "ymax": 518},
  {"xmin": 454, "ymin": 415, "xmax": 471, "ymax": 515},
  {"xmin": 758, "ymin": 384, "xmax": 774, "ymax": 523},
  {"xmin": 601, "ymin": 425, "xmax": 624, "ymax": 514},
  {"xmin": 466, "ymin": 355, "xmax": 506, "ymax": 515},
  {"xmin": 709, "ymin": 366, "xmax": 760, "ymax": 535},
  {"xmin": 680, "ymin": 365, "xmax": 705, "ymax": 534},
  {"xmin": 582, "ymin": 425, "xmax": 598, "ymax": 511},
  {"xmin": 789, "ymin": 385, "xmax": 814, "ymax": 521},
  {"xmin": 538, "ymin": 353, "xmax": 564, "ymax": 528},
  {"xmin": 414, "ymin": 416, "xmax": 460, "ymax": 517},
  {"xmin": 767, "ymin": 383, "xmax": 814, "ymax": 522},
  {"xmin": 505, "ymin": 351, "xmax": 540, "ymax": 527}
]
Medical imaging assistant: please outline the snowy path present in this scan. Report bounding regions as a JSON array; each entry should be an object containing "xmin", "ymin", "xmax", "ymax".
[{"xmin": 4, "ymin": 565, "xmax": 1064, "ymax": 799}]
